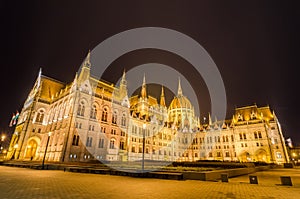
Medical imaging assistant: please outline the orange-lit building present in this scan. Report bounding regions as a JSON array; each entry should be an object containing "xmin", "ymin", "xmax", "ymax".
[{"xmin": 6, "ymin": 52, "xmax": 290, "ymax": 164}]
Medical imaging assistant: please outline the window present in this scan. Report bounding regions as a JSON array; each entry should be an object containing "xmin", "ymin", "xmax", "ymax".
[
  {"xmin": 77, "ymin": 101, "xmax": 85, "ymax": 116},
  {"xmin": 72, "ymin": 135, "xmax": 80, "ymax": 146},
  {"xmin": 98, "ymin": 139, "xmax": 104, "ymax": 148},
  {"xmin": 258, "ymin": 131, "xmax": 262, "ymax": 138},
  {"xmin": 121, "ymin": 113, "xmax": 126, "ymax": 126},
  {"xmin": 90, "ymin": 105, "xmax": 97, "ymax": 119},
  {"xmin": 254, "ymin": 132, "xmax": 258, "ymax": 139},
  {"xmin": 86, "ymin": 137, "xmax": 92, "ymax": 147},
  {"xmin": 209, "ymin": 152, "xmax": 213, "ymax": 157},
  {"xmin": 131, "ymin": 146, "xmax": 136, "ymax": 153},
  {"xmin": 239, "ymin": 133, "xmax": 243, "ymax": 140},
  {"xmin": 225, "ymin": 136, "xmax": 229, "ymax": 142},
  {"xmin": 276, "ymin": 152, "xmax": 282, "ymax": 159},
  {"xmin": 111, "ymin": 129, "xmax": 117, "ymax": 135},
  {"xmin": 36, "ymin": 110, "xmax": 45, "ymax": 123},
  {"xmin": 139, "ymin": 146, "xmax": 143, "ymax": 153},
  {"xmin": 243, "ymin": 133, "xmax": 247, "ymax": 140},
  {"xmin": 121, "ymin": 131, "xmax": 125, "ymax": 136},
  {"xmin": 109, "ymin": 139, "xmax": 115, "ymax": 149},
  {"xmin": 119, "ymin": 140, "xmax": 125, "ymax": 150},
  {"xmin": 256, "ymin": 142, "xmax": 259, "ymax": 147},
  {"xmin": 101, "ymin": 127, "xmax": 106, "ymax": 133},
  {"xmin": 112, "ymin": 111, "xmax": 117, "ymax": 124},
  {"xmin": 217, "ymin": 152, "xmax": 221, "ymax": 157},
  {"xmin": 101, "ymin": 107, "xmax": 108, "ymax": 122},
  {"xmin": 231, "ymin": 135, "xmax": 234, "ymax": 142},
  {"xmin": 225, "ymin": 151, "xmax": 230, "ymax": 157}
]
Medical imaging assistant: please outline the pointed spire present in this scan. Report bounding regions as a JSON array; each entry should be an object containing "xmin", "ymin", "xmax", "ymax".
[
  {"xmin": 120, "ymin": 69, "xmax": 127, "ymax": 87},
  {"xmin": 141, "ymin": 73, "xmax": 147, "ymax": 99},
  {"xmin": 208, "ymin": 112, "xmax": 212, "ymax": 126},
  {"xmin": 177, "ymin": 77, "xmax": 183, "ymax": 96},
  {"xmin": 119, "ymin": 69, "xmax": 128, "ymax": 99},
  {"xmin": 83, "ymin": 50, "xmax": 91, "ymax": 68},
  {"xmin": 160, "ymin": 86, "xmax": 166, "ymax": 107},
  {"xmin": 70, "ymin": 72, "xmax": 78, "ymax": 93},
  {"xmin": 122, "ymin": 69, "xmax": 126, "ymax": 81},
  {"xmin": 230, "ymin": 115, "xmax": 235, "ymax": 127},
  {"xmin": 37, "ymin": 67, "xmax": 42, "ymax": 88}
]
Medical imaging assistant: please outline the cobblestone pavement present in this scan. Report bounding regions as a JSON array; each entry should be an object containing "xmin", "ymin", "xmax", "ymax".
[{"xmin": 0, "ymin": 166, "xmax": 300, "ymax": 199}]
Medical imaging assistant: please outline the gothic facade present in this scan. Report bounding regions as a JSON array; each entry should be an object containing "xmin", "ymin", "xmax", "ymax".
[{"xmin": 7, "ymin": 52, "xmax": 290, "ymax": 164}]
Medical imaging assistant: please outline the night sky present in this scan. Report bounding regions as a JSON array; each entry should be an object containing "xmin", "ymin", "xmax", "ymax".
[{"xmin": 1, "ymin": 1, "xmax": 299, "ymax": 146}]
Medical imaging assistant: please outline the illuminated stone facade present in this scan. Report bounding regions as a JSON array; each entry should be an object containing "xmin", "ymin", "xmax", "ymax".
[{"xmin": 7, "ymin": 52, "xmax": 290, "ymax": 164}]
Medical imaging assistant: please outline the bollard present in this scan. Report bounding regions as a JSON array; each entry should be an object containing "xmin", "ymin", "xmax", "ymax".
[
  {"xmin": 249, "ymin": 175, "xmax": 258, "ymax": 184},
  {"xmin": 280, "ymin": 176, "xmax": 293, "ymax": 186},
  {"xmin": 221, "ymin": 173, "xmax": 228, "ymax": 182}
]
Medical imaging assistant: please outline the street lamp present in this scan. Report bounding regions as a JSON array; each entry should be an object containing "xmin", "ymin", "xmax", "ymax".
[
  {"xmin": 142, "ymin": 123, "xmax": 146, "ymax": 172},
  {"xmin": 0, "ymin": 135, "xmax": 5, "ymax": 153},
  {"xmin": 42, "ymin": 132, "xmax": 52, "ymax": 170}
]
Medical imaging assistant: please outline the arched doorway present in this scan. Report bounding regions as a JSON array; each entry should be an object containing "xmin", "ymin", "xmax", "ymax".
[
  {"xmin": 25, "ymin": 139, "xmax": 38, "ymax": 160},
  {"xmin": 239, "ymin": 151, "xmax": 251, "ymax": 162},
  {"xmin": 255, "ymin": 149, "xmax": 267, "ymax": 162}
]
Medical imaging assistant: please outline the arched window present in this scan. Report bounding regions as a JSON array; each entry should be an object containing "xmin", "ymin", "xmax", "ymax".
[
  {"xmin": 36, "ymin": 109, "xmax": 45, "ymax": 123},
  {"xmin": 101, "ymin": 107, "xmax": 108, "ymax": 122},
  {"xmin": 119, "ymin": 140, "xmax": 125, "ymax": 150},
  {"xmin": 109, "ymin": 139, "xmax": 115, "ymax": 149},
  {"xmin": 121, "ymin": 113, "xmax": 126, "ymax": 126},
  {"xmin": 58, "ymin": 102, "xmax": 66, "ymax": 119},
  {"xmin": 254, "ymin": 131, "xmax": 258, "ymax": 139},
  {"xmin": 90, "ymin": 105, "xmax": 97, "ymax": 119},
  {"xmin": 131, "ymin": 145, "xmax": 136, "ymax": 153},
  {"xmin": 77, "ymin": 101, "xmax": 85, "ymax": 116},
  {"xmin": 112, "ymin": 110, "xmax": 117, "ymax": 124}
]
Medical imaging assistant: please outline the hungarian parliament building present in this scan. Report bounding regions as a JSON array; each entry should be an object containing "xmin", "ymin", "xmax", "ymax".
[{"xmin": 7, "ymin": 52, "xmax": 290, "ymax": 164}]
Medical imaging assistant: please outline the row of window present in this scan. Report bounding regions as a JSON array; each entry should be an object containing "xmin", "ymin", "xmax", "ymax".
[{"xmin": 77, "ymin": 104, "xmax": 127, "ymax": 126}]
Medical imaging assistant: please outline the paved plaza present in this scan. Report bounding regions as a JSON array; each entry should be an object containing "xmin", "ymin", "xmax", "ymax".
[{"xmin": 0, "ymin": 166, "xmax": 300, "ymax": 199}]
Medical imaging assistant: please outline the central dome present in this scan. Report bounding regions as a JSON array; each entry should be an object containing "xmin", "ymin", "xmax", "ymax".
[{"xmin": 169, "ymin": 95, "xmax": 192, "ymax": 110}]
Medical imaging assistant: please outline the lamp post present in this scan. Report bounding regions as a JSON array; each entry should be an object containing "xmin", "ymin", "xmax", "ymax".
[
  {"xmin": 42, "ymin": 132, "xmax": 51, "ymax": 170},
  {"xmin": 142, "ymin": 123, "xmax": 146, "ymax": 172},
  {"xmin": 0, "ymin": 135, "xmax": 6, "ymax": 153}
]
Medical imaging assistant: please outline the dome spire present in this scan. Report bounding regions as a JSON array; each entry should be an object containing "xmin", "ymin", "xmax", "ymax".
[
  {"xmin": 177, "ymin": 77, "xmax": 183, "ymax": 96},
  {"xmin": 141, "ymin": 73, "xmax": 147, "ymax": 99},
  {"xmin": 160, "ymin": 85, "xmax": 166, "ymax": 107}
]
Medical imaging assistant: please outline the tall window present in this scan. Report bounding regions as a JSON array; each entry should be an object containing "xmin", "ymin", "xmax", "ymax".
[
  {"xmin": 109, "ymin": 139, "xmax": 115, "ymax": 149},
  {"xmin": 131, "ymin": 146, "xmax": 136, "ymax": 153},
  {"xmin": 77, "ymin": 101, "xmax": 85, "ymax": 116},
  {"xmin": 72, "ymin": 135, "xmax": 79, "ymax": 146},
  {"xmin": 101, "ymin": 107, "xmax": 108, "ymax": 122},
  {"xmin": 90, "ymin": 105, "xmax": 97, "ymax": 119},
  {"xmin": 121, "ymin": 113, "xmax": 126, "ymax": 126},
  {"xmin": 112, "ymin": 111, "xmax": 117, "ymax": 124},
  {"xmin": 258, "ymin": 131, "xmax": 262, "ymax": 138},
  {"xmin": 254, "ymin": 132, "xmax": 258, "ymax": 139},
  {"xmin": 119, "ymin": 140, "xmax": 125, "ymax": 150},
  {"xmin": 98, "ymin": 138, "xmax": 104, "ymax": 148},
  {"xmin": 86, "ymin": 137, "xmax": 92, "ymax": 147},
  {"xmin": 36, "ymin": 109, "xmax": 45, "ymax": 123}
]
